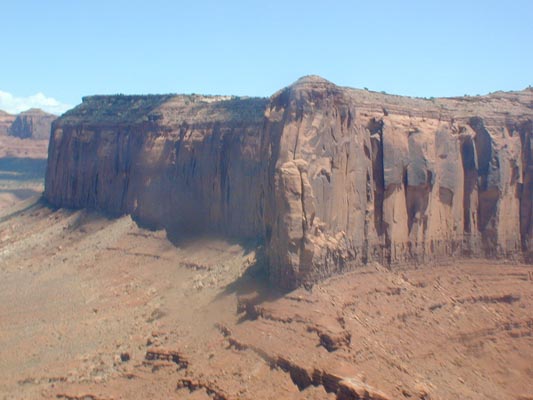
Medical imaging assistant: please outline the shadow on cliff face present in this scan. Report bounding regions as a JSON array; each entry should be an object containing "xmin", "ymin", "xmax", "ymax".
[
  {"xmin": 469, "ymin": 117, "xmax": 500, "ymax": 253},
  {"xmin": 517, "ymin": 120, "xmax": 533, "ymax": 260}
]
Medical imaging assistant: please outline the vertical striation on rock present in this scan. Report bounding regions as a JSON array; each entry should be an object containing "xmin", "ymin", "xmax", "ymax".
[
  {"xmin": 44, "ymin": 79, "xmax": 533, "ymax": 289},
  {"xmin": 260, "ymin": 78, "xmax": 532, "ymax": 287},
  {"xmin": 45, "ymin": 95, "xmax": 269, "ymax": 239}
]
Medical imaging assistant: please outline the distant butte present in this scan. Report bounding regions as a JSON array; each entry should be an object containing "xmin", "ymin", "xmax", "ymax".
[
  {"xmin": 7, "ymin": 108, "xmax": 57, "ymax": 140},
  {"xmin": 44, "ymin": 77, "xmax": 533, "ymax": 288}
]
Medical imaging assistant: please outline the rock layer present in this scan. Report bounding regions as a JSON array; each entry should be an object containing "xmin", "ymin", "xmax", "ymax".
[{"xmin": 44, "ymin": 77, "xmax": 533, "ymax": 288}]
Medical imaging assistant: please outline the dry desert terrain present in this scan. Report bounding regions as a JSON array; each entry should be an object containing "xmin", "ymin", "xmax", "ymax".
[{"xmin": 0, "ymin": 199, "xmax": 531, "ymax": 400}]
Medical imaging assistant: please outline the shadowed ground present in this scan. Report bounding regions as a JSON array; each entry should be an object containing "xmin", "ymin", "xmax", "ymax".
[{"xmin": 0, "ymin": 157, "xmax": 46, "ymax": 211}]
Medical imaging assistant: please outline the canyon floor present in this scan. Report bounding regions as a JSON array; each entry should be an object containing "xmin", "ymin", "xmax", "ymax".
[{"xmin": 0, "ymin": 198, "xmax": 532, "ymax": 400}]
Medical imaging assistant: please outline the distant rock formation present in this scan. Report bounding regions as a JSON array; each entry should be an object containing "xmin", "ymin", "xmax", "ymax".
[
  {"xmin": 0, "ymin": 108, "xmax": 52, "ymax": 159},
  {"xmin": 44, "ymin": 77, "xmax": 533, "ymax": 288},
  {"xmin": 0, "ymin": 110, "xmax": 16, "ymax": 136},
  {"xmin": 8, "ymin": 108, "xmax": 56, "ymax": 140}
]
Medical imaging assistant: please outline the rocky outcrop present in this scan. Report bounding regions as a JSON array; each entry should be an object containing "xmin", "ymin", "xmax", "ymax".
[
  {"xmin": 44, "ymin": 78, "xmax": 533, "ymax": 288},
  {"xmin": 8, "ymin": 108, "xmax": 57, "ymax": 139},
  {"xmin": 0, "ymin": 110, "xmax": 16, "ymax": 136},
  {"xmin": 262, "ymin": 77, "xmax": 533, "ymax": 286}
]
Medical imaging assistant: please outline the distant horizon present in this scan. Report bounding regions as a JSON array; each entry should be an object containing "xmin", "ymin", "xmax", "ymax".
[{"xmin": 1, "ymin": 0, "xmax": 532, "ymax": 114}]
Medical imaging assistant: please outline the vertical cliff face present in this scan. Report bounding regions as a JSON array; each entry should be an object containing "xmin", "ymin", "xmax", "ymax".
[
  {"xmin": 261, "ymin": 77, "xmax": 532, "ymax": 287},
  {"xmin": 44, "ymin": 79, "xmax": 533, "ymax": 289},
  {"xmin": 45, "ymin": 95, "xmax": 268, "ymax": 239},
  {"xmin": 519, "ymin": 119, "xmax": 533, "ymax": 262},
  {"xmin": 261, "ymin": 78, "xmax": 374, "ymax": 285}
]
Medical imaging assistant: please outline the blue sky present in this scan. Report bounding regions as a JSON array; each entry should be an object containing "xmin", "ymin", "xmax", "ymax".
[{"xmin": 1, "ymin": 0, "xmax": 532, "ymax": 114}]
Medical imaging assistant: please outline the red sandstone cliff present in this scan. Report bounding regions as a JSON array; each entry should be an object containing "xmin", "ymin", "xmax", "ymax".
[
  {"xmin": 262, "ymin": 77, "xmax": 532, "ymax": 286},
  {"xmin": 44, "ymin": 77, "xmax": 533, "ymax": 288},
  {"xmin": 45, "ymin": 94, "xmax": 268, "ymax": 239}
]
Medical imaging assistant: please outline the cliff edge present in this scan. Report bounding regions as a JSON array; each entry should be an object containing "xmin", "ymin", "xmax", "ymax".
[{"xmin": 44, "ymin": 78, "xmax": 533, "ymax": 288}]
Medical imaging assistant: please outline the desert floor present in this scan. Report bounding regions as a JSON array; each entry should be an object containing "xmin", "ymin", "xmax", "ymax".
[{"xmin": 0, "ymin": 199, "xmax": 532, "ymax": 400}]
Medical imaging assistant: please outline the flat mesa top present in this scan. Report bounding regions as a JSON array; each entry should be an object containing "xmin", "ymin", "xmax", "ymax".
[
  {"xmin": 58, "ymin": 76, "xmax": 533, "ymax": 126},
  {"xmin": 59, "ymin": 93, "xmax": 269, "ymax": 126},
  {"xmin": 283, "ymin": 76, "xmax": 533, "ymax": 122}
]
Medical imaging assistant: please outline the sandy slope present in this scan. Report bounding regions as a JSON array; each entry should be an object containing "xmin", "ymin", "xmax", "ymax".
[{"xmin": 0, "ymin": 200, "xmax": 531, "ymax": 399}]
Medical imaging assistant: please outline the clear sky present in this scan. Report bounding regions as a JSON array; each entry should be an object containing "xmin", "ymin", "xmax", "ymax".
[{"xmin": 1, "ymin": 0, "xmax": 532, "ymax": 114}]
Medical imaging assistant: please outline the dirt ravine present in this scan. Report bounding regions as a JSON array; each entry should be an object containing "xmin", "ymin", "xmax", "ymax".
[{"xmin": 0, "ymin": 199, "xmax": 531, "ymax": 400}]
